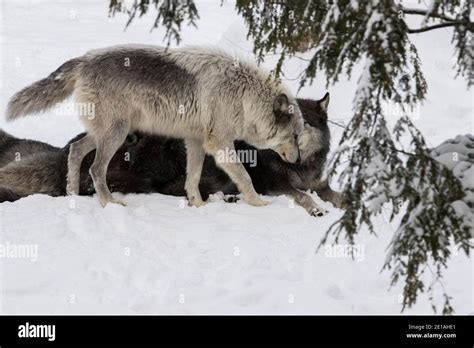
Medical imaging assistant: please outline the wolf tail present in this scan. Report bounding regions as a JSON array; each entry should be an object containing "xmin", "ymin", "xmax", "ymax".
[
  {"xmin": 0, "ymin": 185, "xmax": 25, "ymax": 203},
  {"xmin": 6, "ymin": 57, "xmax": 84, "ymax": 121}
]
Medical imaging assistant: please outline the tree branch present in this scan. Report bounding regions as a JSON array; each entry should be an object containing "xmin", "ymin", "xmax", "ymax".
[
  {"xmin": 407, "ymin": 21, "xmax": 471, "ymax": 34},
  {"xmin": 401, "ymin": 7, "xmax": 456, "ymax": 22},
  {"xmin": 401, "ymin": 6, "xmax": 473, "ymax": 34}
]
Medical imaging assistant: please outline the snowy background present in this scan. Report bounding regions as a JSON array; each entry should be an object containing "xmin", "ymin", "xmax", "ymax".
[{"xmin": 0, "ymin": 0, "xmax": 472, "ymax": 314}]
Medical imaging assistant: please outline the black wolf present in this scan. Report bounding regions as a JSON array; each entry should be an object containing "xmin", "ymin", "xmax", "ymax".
[{"xmin": 0, "ymin": 95, "xmax": 342, "ymax": 216}]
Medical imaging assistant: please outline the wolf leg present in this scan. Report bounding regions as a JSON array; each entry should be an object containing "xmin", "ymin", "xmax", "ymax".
[
  {"xmin": 184, "ymin": 139, "xmax": 206, "ymax": 207},
  {"xmin": 204, "ymin": 137, "xmax": 266, "ymax": 207},
  {"xmin": 287, "ymin": 189, "xmax": 328, "ymax": 217},
  {"xmin": 67, "ymin": 134, "xmax": 96, "ymax": 195},
  {"xmin": 89, "ymin": 121, "xmax": 129, "ymax": 207},
  {"xmin": 311, "ymin": 179, "xmax": 344, "ymax": 209},
  {"xmin": 267, "ymin": 180, "xmax": 328, "ymax": 217}
]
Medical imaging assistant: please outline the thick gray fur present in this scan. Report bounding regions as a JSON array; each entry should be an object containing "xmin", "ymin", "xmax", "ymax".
[{"xmin": 6, "ymin": 45, "xmax": 304, "ymax": 207}]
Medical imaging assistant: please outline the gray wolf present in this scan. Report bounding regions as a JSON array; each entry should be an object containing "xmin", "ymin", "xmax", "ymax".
[
  {"xmin": 6, "ymin": 45, "xmax": 304, "ymax": 208},
  {"xmin": 0, "ymin": 95, "xmax": 341, "ymax": 216}
]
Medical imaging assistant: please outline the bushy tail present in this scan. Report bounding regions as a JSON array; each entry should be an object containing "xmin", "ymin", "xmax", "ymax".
[
  {"xmin": 0, "ymin": 185, "xmax": 25, "ymax": 203},
  {"xmin": 6, "ymin": 57, "xmax": 84, "ymax": 121}
]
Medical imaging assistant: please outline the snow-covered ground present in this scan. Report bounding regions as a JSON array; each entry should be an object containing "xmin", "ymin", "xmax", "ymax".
[{"xmin": 0, "ymin": 0, "xmax": 472, "ymax": 314}]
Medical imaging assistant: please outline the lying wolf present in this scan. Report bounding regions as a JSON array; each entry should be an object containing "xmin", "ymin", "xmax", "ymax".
[
  {"xmin": 6, "ymin": 45, "xmax": 304, "ymax": 208},
  {"xmin": 0, "ymin": 95, "xmax": 341, "ymax": 216}
]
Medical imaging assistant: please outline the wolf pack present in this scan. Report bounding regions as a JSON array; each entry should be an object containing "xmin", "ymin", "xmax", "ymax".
[{"xmin": 1, "ymin": 45, "xmax": 343, "ymax": 217}]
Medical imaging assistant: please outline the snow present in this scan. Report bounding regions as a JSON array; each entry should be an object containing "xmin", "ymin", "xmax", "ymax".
[
  {"xmin": 0, "ymin": 0, "xmax": 472, "ymax": 314},
  {"xmin": 431, "ymin": 135, "xmax": 474, "ymax": 233}
]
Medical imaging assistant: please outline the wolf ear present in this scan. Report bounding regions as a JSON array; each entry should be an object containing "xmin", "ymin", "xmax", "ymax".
[
  {"xmin": 273, "ymin": 94, "xmax": 290, "ymax": 114},
  {"xmin": 318, "ymin": 92, "xmax": 330, "ymax": 112}
]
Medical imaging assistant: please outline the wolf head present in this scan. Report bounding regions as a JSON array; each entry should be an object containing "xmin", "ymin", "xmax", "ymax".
[
  {"xmin": 248, "ymin": 92, "xmax": 304, "ymax": 164},
  {"xmin": 296, "ymin": 93, "xmax": 331, "ymax": 163}
]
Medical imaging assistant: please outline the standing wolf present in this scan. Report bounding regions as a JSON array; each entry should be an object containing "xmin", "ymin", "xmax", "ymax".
[
  {"xmin": 0, "ymin": 95, "xmax": 340, "ymax": 216},
  {"xmin": 6, "ymin": 45, "xmax": 304, "ymax": 207}
]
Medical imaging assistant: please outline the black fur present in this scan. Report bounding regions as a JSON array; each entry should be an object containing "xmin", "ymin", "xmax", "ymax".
[{"xmin": 0, "ymin": 98, "xmax": 342, "ymax": 213}]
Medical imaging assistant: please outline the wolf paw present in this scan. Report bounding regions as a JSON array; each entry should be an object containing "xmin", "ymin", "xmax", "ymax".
[
  {"xmin": 101, "ymin": 197, "xmax": 127, "ymax": 207},
  {"xmin": 310, "ymin": 207, "xmax": 328, "ymax": 217},
  {"xmin": 224, "ymin": 195, "xmax": 240, "ymax": 203},
  {"xmin": 188, "ymin": 197, "xmax": 206, "ymax": 207},
  {"xmin": 245, "ymin": 196, "xmax": 268, "ymax": 207},
  {"xmin": 331, "ymin": 192, "xmax": 345, "ymax": 209}
]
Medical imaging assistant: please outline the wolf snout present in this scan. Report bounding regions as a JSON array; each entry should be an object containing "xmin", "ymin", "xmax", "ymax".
[
  {"xmin": 295, "ymin": 153, "xmax": 301, "ymax": 165},
  {"xmin": 295, "ymin": 147, "xmax": 301, "ymax": 164},
  {"xmin": 279, "ymin": 148, "xmax": 300, "ymax": 163},
  {"xmin": 273, "ymin": 141, "xmax": 301, "ymax": 163}
]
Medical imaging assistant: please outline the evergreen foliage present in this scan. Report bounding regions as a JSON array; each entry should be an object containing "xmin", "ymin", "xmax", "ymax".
[{"xmin": 109, "ymin": 0, "xmax": 473, "ymax": 313}]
